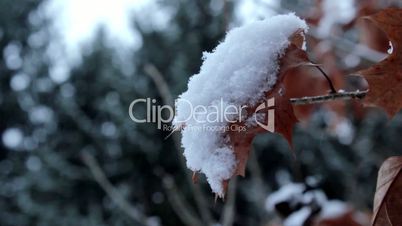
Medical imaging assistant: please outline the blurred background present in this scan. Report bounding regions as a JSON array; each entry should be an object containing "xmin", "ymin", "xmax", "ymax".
[{"xmin": 0, "ymin": 0, "xmax": 402, "ymax": 225}]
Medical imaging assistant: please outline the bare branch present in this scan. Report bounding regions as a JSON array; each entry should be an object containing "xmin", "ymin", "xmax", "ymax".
[
  {"xmin": 290, "ymin": 90, "xmax": 368, "ymax": 105},
  {"xmin": 313, "ymin": 65, "xmax": 336, "ymax": 94},
  {"xmin": 144, "ymin": 64, "xmax": 214, "ymax": 225},
  {"xmin": 144, "ymin": 64, "xmax": 174, "ymax": 106},
  {"xmin": 221, "ymin": 178, "xmax": 237, "ymax": 226},
  {"xmin": 81, "ymin": 152, "xmax": 148, "ymax": 225},
  {"xmin": 162, "ymin": 175, "xmax": 204, "ymax": 226},
  {"xmin": 247, "ymin": 149, "xmax": 271, "ymax": 224}
]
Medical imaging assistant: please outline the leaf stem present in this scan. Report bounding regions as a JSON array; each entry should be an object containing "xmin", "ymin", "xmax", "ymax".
[
  {"xmin": 290, "ymin": 90, "xmax": 368, "ymax": 105},
  {"xmin": 314, "ymin": 65, "xmax": 337, "ymax": 94}
]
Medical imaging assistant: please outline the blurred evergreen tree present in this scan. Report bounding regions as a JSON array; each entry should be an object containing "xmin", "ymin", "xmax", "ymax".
[{"xmin": 0, "ymin": 0, "xmax": 236, "ymax": 225}]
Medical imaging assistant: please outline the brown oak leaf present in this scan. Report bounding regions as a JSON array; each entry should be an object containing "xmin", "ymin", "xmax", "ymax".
[
  {"xmin": 372, "ymin": 156, "xmax": 402, "ymax": 226},
  {"xmin": 226, "ymin": 30, "xmax": 312, "ymax": 181},
  {"xmin": 357, "ymin": 8, "xmax": 402, "ymax": 117}
]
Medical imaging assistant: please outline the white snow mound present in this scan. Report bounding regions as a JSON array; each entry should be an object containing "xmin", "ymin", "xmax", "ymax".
[{"xmin": 174, "ymin": 14, "xmax": 308, "ymax": 196}]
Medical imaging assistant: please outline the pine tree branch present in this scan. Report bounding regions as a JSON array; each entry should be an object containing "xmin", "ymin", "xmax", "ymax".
[{"xmin": 290, "ymin": 90, "xmax": 368, "ymax": 105}]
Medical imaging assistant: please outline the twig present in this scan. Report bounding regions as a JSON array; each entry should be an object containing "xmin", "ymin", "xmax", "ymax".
[
  {"xmin": 81, "ymin": 152, "xmax": 148, "ymax": 225},
  {"xmin": 290, "ymin": 90, "xmax": 368, "ymax": 105},
  {"xmin": 223, "ymin": 0, "xmax": 229, "ymax": 31},
  {"xmin": 314, "ymin": 65, "xmax": 337, "ymax": 94},
  {"xmin": 144, "ymin": 64, "xmax": 174, "ymax": 106},
  {"xmin": 221, "ymin": 178, "xmax": 237, "ymax": 226},
  {"xmin": 144, "ymin": 64, "xmax": 214, "ymax": 225},
  {"xmin": 247, "ymin": 149, "xmax": 270, "ymax": 225},
  {"xmin": 162, "ymin": 175, "xmax": 204, "ymax": 226}
]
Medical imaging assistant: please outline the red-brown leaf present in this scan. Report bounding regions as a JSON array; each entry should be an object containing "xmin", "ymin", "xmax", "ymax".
[
  {"xmin": 357, "ymin": 8, "xmax": 402, "ymax": 117},
  {"xmin": 226, "ymin": 31, "xmax": 310, "ymax": 179},
  {"xmin": 315, "ymin": 211, "xmax": 369, "ymax": 226},
  {"xmin": 372, "ymin": 156, "xmax": 402, "ymax": 226}
]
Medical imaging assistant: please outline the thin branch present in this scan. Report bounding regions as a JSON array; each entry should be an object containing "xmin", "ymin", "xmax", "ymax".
[
  {"xmin": 144, "ymin": 64, "xmax": 214, "ymax": 225},
  {"xmin": 58, "ymin": 98, "xmax": 151, "ymax": 224},
  {"xmin": 223, "ymin": 0, "xmax": 229, "ymax": 31},
  {"xmin": 290, "ymin": 90, "xmax": 368, "ymax": 105},
  {"xmin": 81, "ymin": 152, "xmax": 148, "ymax": 225},
  {"xmin": 221, "ymin": 178, "xmax": 237, "ymax": 226},
  {"xmin": 162, "ymin": 175, "xmax": 204, "ymax": 226},
  {"xmin": 314, "ymin": 65, "xmax": 337, "ymax": 94},
  {"xmin": 144, "ymin": 64, "xmax": 174, "ymax": 106},
  {"xmin": 247, "ymin": 149, "xmax": 271, "ymax": 225}
]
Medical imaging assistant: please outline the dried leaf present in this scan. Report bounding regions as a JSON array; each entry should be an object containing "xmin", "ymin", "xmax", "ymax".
[
  {"xmin": 314, "ymin": 211, "xmax": 363, "ymax": 226},
  {"xmin": 315, "ymin": 211, "xmax": 369, "ymax": 226},
  {"xmin": 226, "ymin": 31, "xmax": 311, "ymax": 178},
  {"xmin": 372, "ymin": 156, "xmax": 402, "ymax": 226},
  {"xmin": 268, "ymin": 84, "xmax": 299, "ymax": 148},
  {"xmin": 357, "ymin": 8, "xmax": 402, "ymax": 116},
  {"xmin": 356, "ymin": 0, "xmax": 390, "ymax": 53}
]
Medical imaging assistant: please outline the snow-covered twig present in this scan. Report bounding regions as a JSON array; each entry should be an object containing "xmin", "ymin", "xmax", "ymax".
[{"xmin": 290, "ymin": 90, "xmax": 368, "ymax": 105}]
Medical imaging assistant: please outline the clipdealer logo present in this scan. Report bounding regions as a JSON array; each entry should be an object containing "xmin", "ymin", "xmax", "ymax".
[
  {"xmin": 254, "ymin": 97, "xmax": 275, "ymax": 133},
  {"xmin": 128, "ymin": 98, "xmax": 275, "ymax": 132}
]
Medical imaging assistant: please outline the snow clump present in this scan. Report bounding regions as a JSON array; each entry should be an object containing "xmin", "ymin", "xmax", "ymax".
[{"xmin": 174, "ymin": 14, "xmax": 308, "ymax": 196}]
